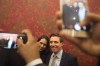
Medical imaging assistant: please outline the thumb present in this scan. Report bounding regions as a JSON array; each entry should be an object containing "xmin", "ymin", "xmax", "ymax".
[{"xmin": 16, "ymin": 38, "xmax": 24, "ymax": 48}]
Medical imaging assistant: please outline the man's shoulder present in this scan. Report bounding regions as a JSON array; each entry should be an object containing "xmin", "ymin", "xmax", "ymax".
[
  {"xmin": 60, "ymin": 51, "xmax": 78, "ymax": 66},
  {"xmin": 62, "ymin": 51, "xmax": 77, "ymax": 59}
]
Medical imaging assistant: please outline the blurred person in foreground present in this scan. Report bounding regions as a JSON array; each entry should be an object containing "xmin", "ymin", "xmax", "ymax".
[{"xmin": 17, "ymin": 29, "xmax": 46, "ymax": 66}]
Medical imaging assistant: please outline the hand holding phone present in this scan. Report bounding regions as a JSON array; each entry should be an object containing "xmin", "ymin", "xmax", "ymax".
[{"xmin": 60, "ymin": 0, "xmax": 90, "ymax": 38}]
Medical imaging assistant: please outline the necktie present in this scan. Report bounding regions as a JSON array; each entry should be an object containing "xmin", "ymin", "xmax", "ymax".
[{"xmin": 51, "ymin": 55, "xmax": 57, "ymax": 66}]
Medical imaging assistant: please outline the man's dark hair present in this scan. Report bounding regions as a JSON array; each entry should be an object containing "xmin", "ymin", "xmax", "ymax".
[{"xmin": 50, "ymin": 33, "xmax": 64, "ymax": 42}]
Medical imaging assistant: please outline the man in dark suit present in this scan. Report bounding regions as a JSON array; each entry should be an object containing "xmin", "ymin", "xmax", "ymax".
[{"xmin": 46, "ymin": 33, "xmax": 78, "ymax": 66}]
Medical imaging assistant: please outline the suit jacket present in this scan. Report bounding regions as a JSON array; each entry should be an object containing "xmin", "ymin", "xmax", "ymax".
[{"xmin": 46, "ymin": 51, "xmax": 78, "ymax": 66}]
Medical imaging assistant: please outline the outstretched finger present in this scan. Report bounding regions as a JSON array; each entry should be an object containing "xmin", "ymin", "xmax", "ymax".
[
  {"xmin": 80, "ymin": 13, "xmax": 100, "ymax": 26},
  {"xmin": 56, "ymin": 11, "xmax": 62, "ymax": 19},
  {"xmin": 16, "ymin": 38, "xmax": 24, "ymax": 48},
  {"xmin": 56, "ymin": 19, "xmax": 65, "ymax": 30},
  {"xmin": 59, "ymin": 29, "xmax": 82, "ymax": 45}
]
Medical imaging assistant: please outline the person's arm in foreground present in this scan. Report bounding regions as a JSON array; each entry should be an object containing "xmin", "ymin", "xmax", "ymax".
[
  {"xmin": 17, "ymin": 29, "xmax": 46, "ymax": 66},
  {"xmin": 56, "ymin": 11, "xmax": 100, "ymax": 56}
]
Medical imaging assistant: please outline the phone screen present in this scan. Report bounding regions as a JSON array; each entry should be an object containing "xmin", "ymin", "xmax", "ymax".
[
  {"xmin": 60, "ymin": 0, "xmax": 90, "ymax": 37},
  {"xmin": 0, "ymin": 33, "xmax": 18, "ymax": 49}
]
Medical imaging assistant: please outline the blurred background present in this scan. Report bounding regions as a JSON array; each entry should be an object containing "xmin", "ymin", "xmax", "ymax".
[{"xmin": 0, "ymin": 0, "xmax": 100, "ymax": 66}]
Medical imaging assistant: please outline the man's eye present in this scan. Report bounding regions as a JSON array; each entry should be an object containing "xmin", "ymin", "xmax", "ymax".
[
  {"xmin": 40, "ymin": 42, "xmax": 43, "ymax": 44},
  {"xmin": 54, "ymin": 41, "xmax": 58, "ymax": 43},
  {"xmin": 50, "ymin": 41, "xmax": 52, "ymax": 43}
]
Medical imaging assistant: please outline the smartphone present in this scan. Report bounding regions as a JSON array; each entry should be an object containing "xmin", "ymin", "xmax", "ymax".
[
  {"xmin": 60, "ymin": 0, "xmax": 90, "ymax": 37},
  {"xmin": 0, "ymin": 33, "xmax": 27, "ymax": 49},
  {"xmin": 0, "ymin": 33, "xmax": 18, "ymax": 49}
]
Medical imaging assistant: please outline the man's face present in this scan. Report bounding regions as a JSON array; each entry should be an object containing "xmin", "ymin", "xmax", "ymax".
[{"xmin": 50, "ymin": 36, "xmax": 63, "ymax": 54}]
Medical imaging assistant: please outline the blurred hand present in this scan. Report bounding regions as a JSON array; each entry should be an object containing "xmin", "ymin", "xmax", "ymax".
[
  {"xmin": 17, "ymin": 29, "xmax": 40, "ymax": 63},
  {"xmin": 56, "ymin": 11, "xmax": 100, "ymax": 56}
]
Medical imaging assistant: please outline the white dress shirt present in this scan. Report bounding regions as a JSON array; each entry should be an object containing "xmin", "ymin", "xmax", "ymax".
[
  {"xmin": 26, "ymin": 58, "xmax": 43, "ymax": 66},
  {"xmin": 49, "ymin": 49, "xmax": 63, "ymax": 66}
]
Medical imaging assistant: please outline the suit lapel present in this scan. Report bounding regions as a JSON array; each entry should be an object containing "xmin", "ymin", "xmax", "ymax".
[{"xmin": 59, "ymin": 52, "xmax": 64, "ymax": 66}]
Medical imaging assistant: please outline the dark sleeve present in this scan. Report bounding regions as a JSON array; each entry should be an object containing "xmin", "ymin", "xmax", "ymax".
[{"xmin": 97, "ymin": 57, "xmax": 100, "ymax": 66}]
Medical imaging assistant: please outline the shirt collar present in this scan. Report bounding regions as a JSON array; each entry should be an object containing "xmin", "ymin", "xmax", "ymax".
[{"xmin": 52, "ymin": 49, "xmax": 63, "ymax": 59}]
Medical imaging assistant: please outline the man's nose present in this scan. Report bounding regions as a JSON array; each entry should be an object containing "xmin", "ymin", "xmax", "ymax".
[
  {"xmin": 50, "ymin": 42, "xmax": 56, "ymax": 46},
  {"xmin": 40, "ymin": 44, "xmax": 44, "ymax": 47}
]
